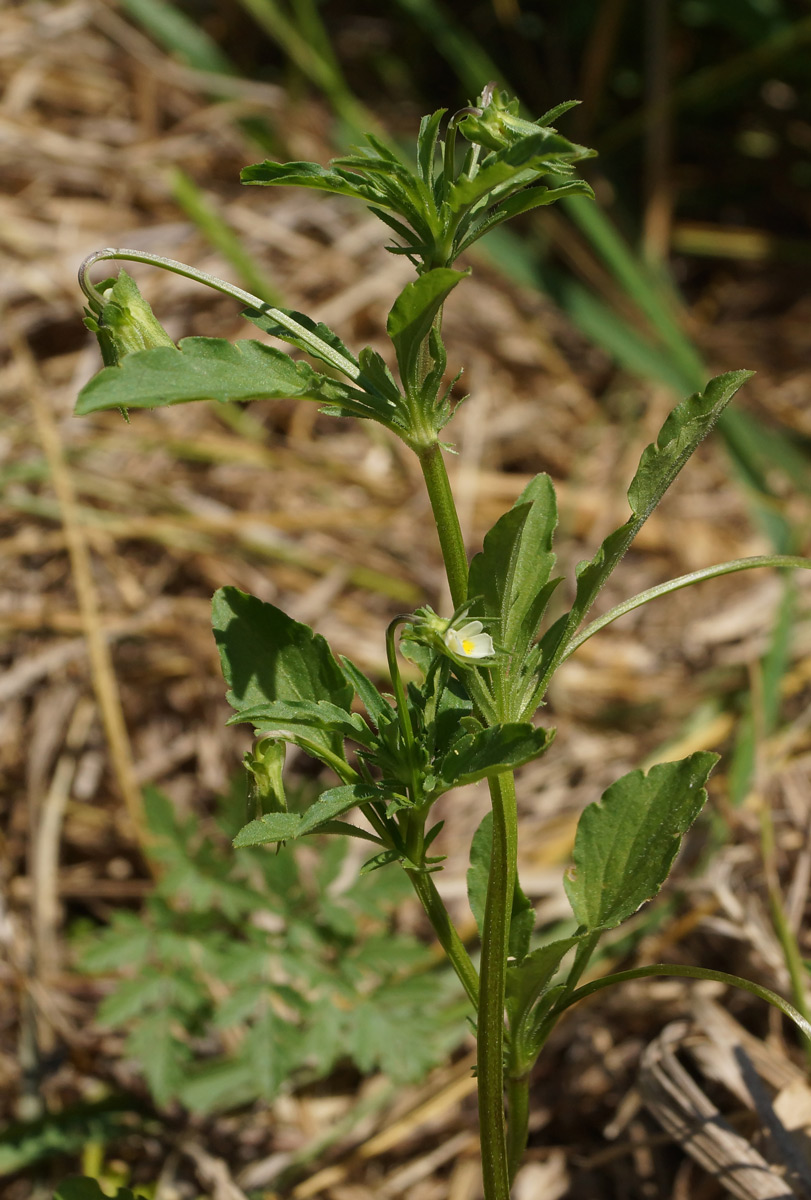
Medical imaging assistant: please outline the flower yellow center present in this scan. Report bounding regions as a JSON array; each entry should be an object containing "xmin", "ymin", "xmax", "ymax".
[{"xmin": 462, "ymin": 638, "xmax": 475, "ymax": 655}]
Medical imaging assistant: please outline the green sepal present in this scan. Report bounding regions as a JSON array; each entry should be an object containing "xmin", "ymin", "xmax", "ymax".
[
  {"xmin": 82, "ymin": 269, "xmax": 174, "ymax": 368},
  {"xmin": 564, "ymin": 752, "xmax": 718, "ymax": 933}
]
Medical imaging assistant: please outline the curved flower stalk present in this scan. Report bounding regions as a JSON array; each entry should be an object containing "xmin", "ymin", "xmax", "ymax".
[{"xmin": 71, "ymin": 86, "xmax": 811, "ymax": 1200}]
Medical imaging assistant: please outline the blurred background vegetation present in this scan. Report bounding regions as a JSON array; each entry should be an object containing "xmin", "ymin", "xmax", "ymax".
[{"xmin": 2, "ymin": 1, "xmax": 811, "ymax": 1198}]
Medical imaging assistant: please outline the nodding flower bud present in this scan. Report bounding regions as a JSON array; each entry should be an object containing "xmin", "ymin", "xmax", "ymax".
[{"xmin": 82, "ymin": 269, "xmax": 175, "ymax": 367}]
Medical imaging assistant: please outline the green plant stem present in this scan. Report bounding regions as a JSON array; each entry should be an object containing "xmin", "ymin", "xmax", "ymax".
[
  {"xmin": 407, "ymin": 870, "xmax": 479, "ymax": 1009},
  {"xmin": 478, "ymin": 770, "xmax": 518, "ymax": 1200},
  {"xmin": 557, "ymin": 963, "xmax": 811, "ymax": 1041},
  {"xmin": 505, "ymin": 1072, "xmax": 530, "ymax": 1185},
  {"xmin": 417, "ymin": 442, "xmax": 468, "ymax": 609},
  {"xmin": 760, "ymin": 805, "xmax": 811, "ymax": 1067}
]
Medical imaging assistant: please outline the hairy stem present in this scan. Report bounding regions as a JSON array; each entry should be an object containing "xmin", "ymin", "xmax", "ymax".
[
  {"xmin": 417, "ymin": 442, "xmax": 468, "ymax": 610},
  {"xmin": 478, "ymin": 771, "xmax": 518, "ymax": 1200},
  {"xmin": 407, "ymin": 870, "xmax": 479, "ymax": 1009}
]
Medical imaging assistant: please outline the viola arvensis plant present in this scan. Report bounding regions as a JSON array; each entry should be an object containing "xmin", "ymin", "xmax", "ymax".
[{"xmin": 75, "ymin": 86, "xmax": 811, "ymax": 1199}]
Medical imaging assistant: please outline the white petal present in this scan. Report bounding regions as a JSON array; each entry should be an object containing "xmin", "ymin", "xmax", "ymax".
[{"xmin": 456, "ymin": 620, "xmax": 484, "ymax": 638}]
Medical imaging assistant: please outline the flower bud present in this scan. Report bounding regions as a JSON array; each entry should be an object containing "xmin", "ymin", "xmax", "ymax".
[{"xmin": 83, "ymin": 269, "xmax": 174, "ymax": 367}]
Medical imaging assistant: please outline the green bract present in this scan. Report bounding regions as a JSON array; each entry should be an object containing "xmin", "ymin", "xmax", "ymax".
[{"xmin": 82, "ymin": 269, "xmax": 174, "ymax": 367}]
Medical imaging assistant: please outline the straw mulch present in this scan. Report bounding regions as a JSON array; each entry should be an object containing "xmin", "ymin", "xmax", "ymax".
[{"xmin": 2, "ymin": 3, "xmax": 811, "ymax": 1197}]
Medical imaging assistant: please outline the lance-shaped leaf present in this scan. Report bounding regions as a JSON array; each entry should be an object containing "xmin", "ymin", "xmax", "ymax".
[
  {"xmin": 454, "ymin": 180, "xmax": 594, "ymax": 258},
  {"xmin": 468, "ymin": 473, "xmax": 559, "ymax": 662},
  {"xmin": 212, "ymin": 588, "xmax": 352, "ymax": 761},
  {"xmin": 536, "ymin": 370, "xmax": 754, "ymax": 694},
  {"xmin": 241, "ymin": 159, "xmax": 388, "ymax": 205},
  {"xmin": 467, "ymin": 811, "xmax": 535, "ymax": 962},
  {"xmin": 417, "ymin": 108, "xmax": 447, "ymax": 187},
  {"xmin": 437, "ymin": 722, "xmax": 553, "ymax": 794},
  {"xmin": 447, "ymin": 129, "xmax": 587, "ymax": 215},
  {"xmin": 242, "ymin": 306, "xmax": 358, "ymax": 372},
  {"xmin": 386, "ymin": 269, "xmax": 467, "ymax": 393},
  {"xmin": 233, "ymin": 784, "xmax": 387, "ymax": 847},
  {"xmin": 505, "ymin": 935, "xmax": 583, "ymax": 1029},
  {"xmin": 564, "ymin": 752, "xmax": 718, "ymax": 933},
  {"xmin": 75, "ymin": 337, "xmax": 376, "ymax": 419}
]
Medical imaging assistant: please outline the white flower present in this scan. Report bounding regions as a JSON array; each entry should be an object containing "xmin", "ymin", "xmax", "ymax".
[{"xmin": 443, "ymin": 619, "xmax": 494, "ymax": 660}]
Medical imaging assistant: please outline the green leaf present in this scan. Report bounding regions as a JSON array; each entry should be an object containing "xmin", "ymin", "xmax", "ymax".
[
  {"xmin": 340, "ymin": 655, "xmax": 394, "ymax": 730},
  {"xmin": 226, "ymin": 699, "xmax": 375, "ymax": 747},
  {"xmin": 0, "ymin": 1101, "xmax": 141, "ymax": 1177},
  {"xmin": 564, "ymin": 752, "xmax": 718, "ymax": 933},
  {"xmin": 467, "ymin": 811, "xmax": 536, "ymax": 960},
  {"xmin": 417, "ymin": 108, "xmax": 447, "ymax": 186},
  {"xmin": 536, "ymin": 370, "xmax": 754, "ymax": 693},
  {"xmin": 455, "ymin": 180, "xmax": 594, "ymax": 257},
  {"xmin": 54, "ymin": 1180, "xmax": 140, "ymax": 1200},
  {"xmin": 505, "ymin": 935, "xmax": 582, "ymax": 1028},
  {"xmin": 212, "ymin": 587, "xmax": 352, "ymax": 761},
  {"xmin": 437, "ymin": 722, "xmax": 553, "ymax": 793},
  {"xmin": 468, "ymin": 473, "xmax": 559, "ymax": 664},
  {"xmin": 233, "ymin": 784, "xmax": 386, "ymax": 847},
  {"xmin": 75, "ymin": 337, "xmax": 371, "ymax": 417},
  {"xmin": 241, "ymin": 159, "xmax": 387, "ymax": 205},
  {"xmin": 127, "ymin": 1010, "xmax": 191, "ymax": 1106},
  {"xmin": 448, "ymin": 130, "xmax": 586, "ymax": 214},
  {"xmin": 386, "ymin": 268, "xmax": 468, "ymax": 392},
  {"xmin": 242, "ymin": 306, "xmax": 358, "ymax": 371}
]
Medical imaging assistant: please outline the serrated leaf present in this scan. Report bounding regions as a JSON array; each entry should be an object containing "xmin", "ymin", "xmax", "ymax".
[
  {"xmin": 232, "ymin": 811, "xmax": 303, "ymax": 847},
  {"xmin": 537, "ymin": 371, "xmax": 754, "ymax": 692},
  {"xmin": 386, "ymin": 268, "xmax": 467, "ymax": 392},
  {"xmin": 227, "ymin": 699, "xmax": 375, "ymax": 747},
  {"xmin": 212, "ymin": 587, "xmax": 352, "ymax": 761},
  {"xmin": 564, "ymin": 752, "xmax": 718, "ymax": 933},
  {"xmin": 436, "ymin": 722, "xmax": 553, "ymax": 792},
  {"xmin": 127, "ymin": 1011, "xmax": 191, "ymax": 1106},
  {"xmin": 244, "ymin": 1005, "xmax": 285, "ymax": 1098},
  {"xmin": 241, "ymin": 159, "xmax": 387, "ymax": 205},
  {"xmin": 233, "ymin": 784, "xmax": 386, "ymax": 847},
  {"xmin": 469, "ymin": 473, "xmax": 559, "ymax": 675},
  {"xmin": 75, "ymin": 337, "xmax": 368, "ymax": 416},
  {"xmin": 467, "ymin": 811, "xmax": 535, "ymax": 960},
  {"xmin": 242, "ymin": 306, "xmax": 358, "ymax": 370}
]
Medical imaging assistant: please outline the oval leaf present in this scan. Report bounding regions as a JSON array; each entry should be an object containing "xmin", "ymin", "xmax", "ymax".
[{"xmin": 564, "ymin": 752, "xmax": 718, "ymax": 933}]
